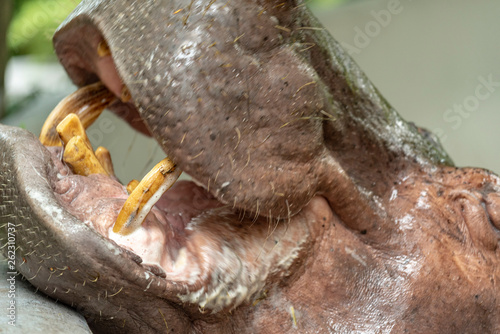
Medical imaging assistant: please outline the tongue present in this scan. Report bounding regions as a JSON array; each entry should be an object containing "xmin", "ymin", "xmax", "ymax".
[{"xmin": 155, "ymin": 181, "xmax": 223, "ymax": 234}]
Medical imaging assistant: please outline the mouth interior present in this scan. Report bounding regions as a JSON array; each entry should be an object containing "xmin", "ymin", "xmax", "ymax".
[
  {"xmin": 45, "ymin": 136, "xmax": 231, "ymax": 282},
  {"xmin": 41, "ymin": 125, "xmax": 315, "ymax": 313}
]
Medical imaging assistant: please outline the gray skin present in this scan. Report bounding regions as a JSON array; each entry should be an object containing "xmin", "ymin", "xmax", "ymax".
[{"xmin": 1, "ymin": 0, "xmax": 500, "ymax": 333}]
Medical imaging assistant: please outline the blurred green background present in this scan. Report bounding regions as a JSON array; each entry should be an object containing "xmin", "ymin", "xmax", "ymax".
[
  {"xmin": 9, "ymin": 0, "xmax": 82, "ymax": 56},
  {"xmin": 1, "ymin": 0, "xmax": 83, "ymax": 119}
]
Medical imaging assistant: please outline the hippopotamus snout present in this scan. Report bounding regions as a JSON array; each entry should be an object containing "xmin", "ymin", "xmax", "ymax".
[{"xmin": 1, "ymin": 0, "xmax": 499, "ymax": 333}]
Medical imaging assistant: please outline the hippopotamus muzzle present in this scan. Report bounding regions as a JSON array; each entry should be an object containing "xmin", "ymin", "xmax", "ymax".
[{"xmin": 1, "ymin": 0, "xmax": 499, "ymax": 333}]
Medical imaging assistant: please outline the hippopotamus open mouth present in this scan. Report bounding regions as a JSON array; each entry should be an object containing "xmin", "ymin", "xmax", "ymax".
[{"xmin": 1, "ymin": 0, "xmax": 500, "ymax": 333}]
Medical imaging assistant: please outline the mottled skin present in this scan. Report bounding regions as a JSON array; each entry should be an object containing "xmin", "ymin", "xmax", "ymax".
[{"xmin": 1, "ymin": 0, "xmax": 499, "ymax": 333}]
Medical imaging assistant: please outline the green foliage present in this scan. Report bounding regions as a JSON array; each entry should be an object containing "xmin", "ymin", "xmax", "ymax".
[{"xmin": 8, "ymin": 0, "xmax": 81, "ymax": 56}]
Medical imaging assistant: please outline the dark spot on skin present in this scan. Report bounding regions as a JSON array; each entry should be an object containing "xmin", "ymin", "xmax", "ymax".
[
  {"xmin": 360, "ymin": 229, "xmax": 367, "ymax": 235},
  {"xmin": 322, "ymin": 217, "xmax": 326, "ymax": 221},
  {"xmin": 210, "ymin": 133, "xmax": 216, "ymax": 141}
]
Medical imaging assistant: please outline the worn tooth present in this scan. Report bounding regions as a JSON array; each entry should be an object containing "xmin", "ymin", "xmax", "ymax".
[
  {"xmin": 56, "ymin": 113, "xmax": 92, "ymax": 148},
  {"xmin": 120, "ymin": 85, "xmax": 132, "ymax": 103},
  {"xmin": 40, "ymin": 82, "xmax": 116, "ymax": 146},
  {"xmin": 113, "ymin": 158, "xmax": 182, "ymax": 235},
  {"xmin": 57, "ymin": 114, "xmax": 112, "ymax": 177},
  {"xmin": 63, "ymin": 136, "xmax": 108, "ymax": 176},
  {"xmin": 97, "ymin": 40, "xmax": 111, "ymax": 57},
  {"xmin": 126, "ymin": 180, "xmax": 139, "ymax": 194},
  {"xmin": 95, "ymin": 147, "xmax": 115, "ymax": 177}
]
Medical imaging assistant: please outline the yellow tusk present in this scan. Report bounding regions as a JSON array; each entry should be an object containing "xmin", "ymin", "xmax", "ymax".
[
  {"xmin": 120, "ymin": 85, "xmax": 132, "ymax": 103},
  {"xmin": 97, "ymin": 40, "xmax": 111, "ymax": 57},
  {"xmin": 56, "ymin": 113, "xmax": 92, "ymax": 148},
  {"xmin": 113, "ymin": 158, "xmax": 182, "ymax": 235},
  {"xmin": 126, "ymin": 180, "xmax": 139, "ymax": 194},
  {"xmin": 40, "ymin": 82, "xmax": 116, "ymax": 147},
  {"xmin": 62, "ymin": 136, "xmax": 108, "ymax": 176},
  {"xmin": 95, "ymin": 146, "xmax": 115, "ymax": 177}
]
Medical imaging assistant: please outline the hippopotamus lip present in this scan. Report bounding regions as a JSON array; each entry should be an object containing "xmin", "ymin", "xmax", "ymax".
[{"xmin": 0, "ymin": 125, "xmax": 180, "ymax": 297}]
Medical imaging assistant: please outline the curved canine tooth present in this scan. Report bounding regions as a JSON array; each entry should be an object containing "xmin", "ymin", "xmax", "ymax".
[
  {"xmin": 113, "ymin": 158, "xmax": 181, "ymax": 235},
  {"xmin": 126, "ymin": 180, "xmax": 139, "ymax": 194},
  {"xmin": 63, "ymin": 136, "xmax": 108, "ymax": 176},
  {"xmin": 40, "ymin": 82, "xmax": 116, "ymax": 146},
  {"xmin": 97, "ymin": 40, "xmax": 111, "ymax": 57},
  {"xmin": 95, "ymin": 146, "xmax": 115, "ymax": 177}
]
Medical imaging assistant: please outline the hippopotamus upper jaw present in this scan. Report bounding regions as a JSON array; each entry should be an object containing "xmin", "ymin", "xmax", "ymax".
[{"xmin": 53, "ymin": 0, "xmax": 452, "ymax": 232}]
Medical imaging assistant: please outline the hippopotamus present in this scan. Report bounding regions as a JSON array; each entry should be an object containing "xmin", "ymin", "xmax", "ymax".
[{"xmin": 1, "ymin": 0, "xmax": 499, "ymax": 333}]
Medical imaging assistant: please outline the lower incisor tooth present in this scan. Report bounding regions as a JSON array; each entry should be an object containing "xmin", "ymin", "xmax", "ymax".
[
  {"xmin": 126, "ymin": 180, "xmax": 139, "ymax": 194},
  {"xmin": 113, "ymin": 158, "xmax": 182, "ymax": 235},
  {"xmin": 63, "ymin": 136, "xmax": 108, "ymax": 176},
  {"xmin": 56, "ymin": 113, "xmax": 92, "ymax": 148},
  {"xmin": 95, "ymin": 147, "xmax": 115, "ymax": 177}
]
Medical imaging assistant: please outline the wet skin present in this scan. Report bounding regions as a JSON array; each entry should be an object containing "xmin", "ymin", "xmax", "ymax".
[{"xmin": 1, "ymin": 0, "xmax": 500, "ymax": 333}]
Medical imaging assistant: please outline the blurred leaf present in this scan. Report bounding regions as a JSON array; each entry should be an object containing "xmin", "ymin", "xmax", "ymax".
[
  {"xmin": 8, "ymin": 0, "xmax": 81, "ymax": 56},
  {"xmin": 308, "ymin": 0, "xmax": 351, "ymax": 9}
]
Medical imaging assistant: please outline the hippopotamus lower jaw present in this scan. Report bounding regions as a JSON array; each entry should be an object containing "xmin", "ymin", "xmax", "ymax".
[
  {"xmin": 3, "ymin": 123, "xmax": 500, "ymax": 334},
  {"xmin": 0, "ymin": 123, "xmax": 338, "ymax": 332}
]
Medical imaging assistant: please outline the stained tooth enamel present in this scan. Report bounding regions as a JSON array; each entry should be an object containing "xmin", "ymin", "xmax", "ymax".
[
  {"xmin": 113, "ymin": 157, "xmax": 182, "ymax": 235},
  {"xmin": 120, "ymin": 85, "xmax": 132, "ymax": 103},
  {"xmin": 62, "ymin": 136, "xmax": 108, "ymax": 176},
  {"xmin": 95, "ymin": 146, "xmax": 115, "ymax": 177},
  {"xmin": 56, "ymin": 113, "xmax": 92, "ymax": 148},
  {"xmin": 40, "ymin": 82, "xmax": 115, "ymax": 146},
  {"xmin": 97, "ymin": 40, "xmax": 111, "ymax": 57},
  {"xmin": 126, "ymin": 180, "xmax": 140, "ymax": 194}
]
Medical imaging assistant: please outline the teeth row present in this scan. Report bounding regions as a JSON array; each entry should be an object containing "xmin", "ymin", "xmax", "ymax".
[
  {"xmin": 56, "ymin": 113, "xmax": 109, "ymax": 176},
  {"xmin": 41, "ymin": 77, "xmax": 181, "ymax": 235},
  {"xmin": 95, "ymin": 147, "xmax": 115, "ymax": 177}
]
